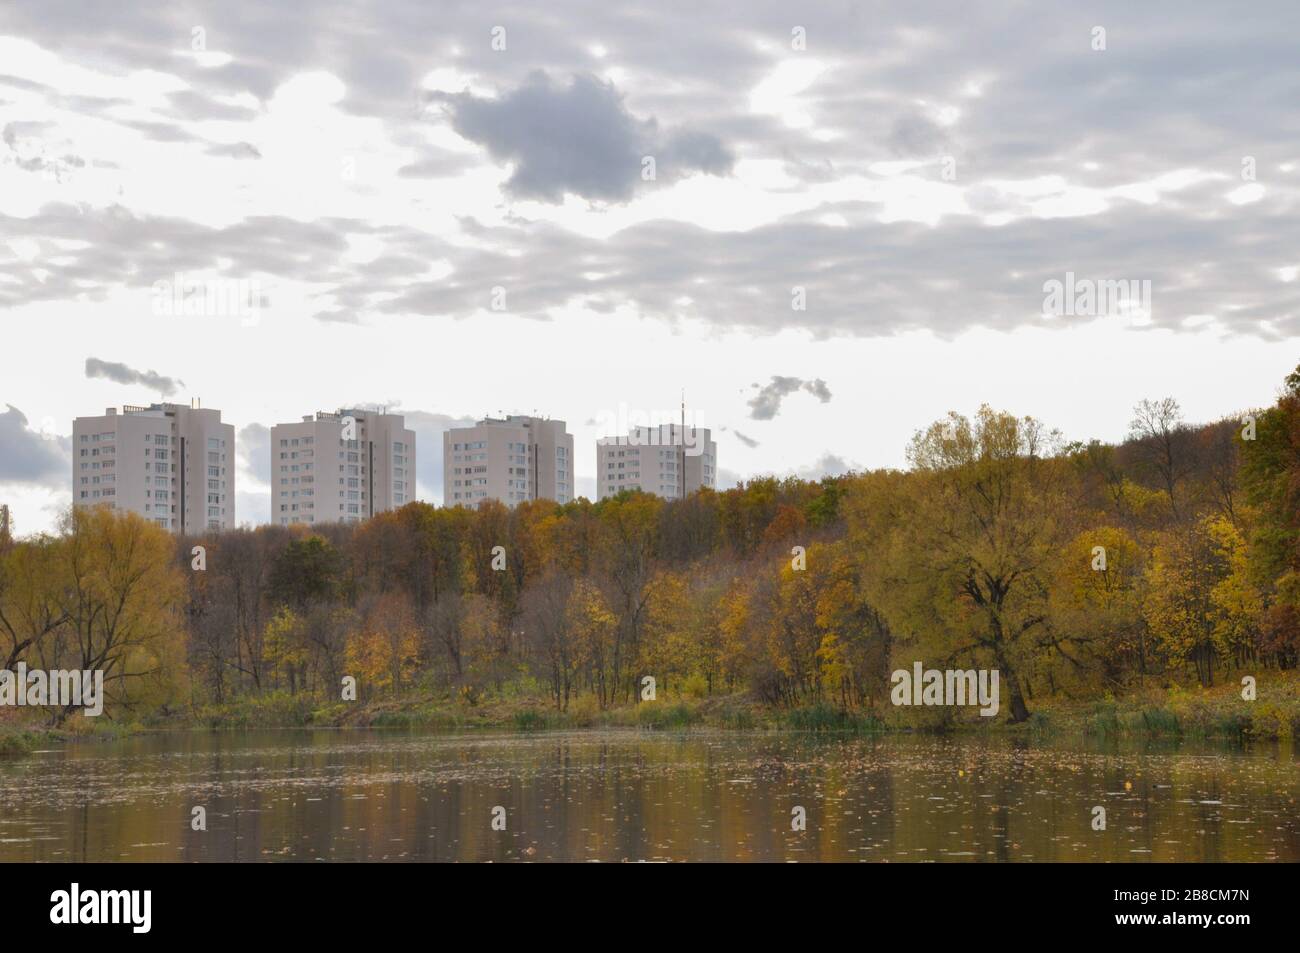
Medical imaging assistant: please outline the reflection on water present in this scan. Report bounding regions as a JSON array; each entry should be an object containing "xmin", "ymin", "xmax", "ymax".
[{"xmin": 0, "ymin": 729, "xmax": 1296, "ymax": 862}]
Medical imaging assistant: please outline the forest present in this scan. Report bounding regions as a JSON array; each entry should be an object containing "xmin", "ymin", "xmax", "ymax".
[{"xmin": 2, "ymin": 363, "xmax": 1298, "ymax": 731}]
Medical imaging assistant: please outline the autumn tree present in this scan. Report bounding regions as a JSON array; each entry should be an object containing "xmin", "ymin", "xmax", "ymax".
[
  {"xmin": 861, "ymin": 407, "xmax": 1071, "ymax": 721},
  {"xmin": 1048, "ymin": 526, "xmax": 1148, "ymax": 689},
  {"xmin": 567, "ymin": 579, "xmax": 617, "ymax": 706},
  {"xmin": 592, "ymin": 492, "xmax": 661, "ymax": 702},
  {"xmin": 1129, "ymin": 397, "xmax": 1189, "ymax": 518},
  {"xmin": 0, "ymin": 533, "xmax": 67, "ymax": 671},
  {"xmin": 45, "ymin": 506, "xmax": 186, "ymax": 721},
  {"xmin": 521, "ymin": 569, "xmax": 577, "ymax": 709},
  {"xmin": 347, "ymin": 591, "xmax": 420, "ymax": 695},
  {"xmin": 1241, "ymin": 364, "xmax": 1300, "ymax": 668}
]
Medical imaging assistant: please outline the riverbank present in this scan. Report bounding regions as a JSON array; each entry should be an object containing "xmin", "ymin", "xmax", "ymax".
[
  {"xmin": 0, "ymin": 728, "xmax": 65, "ymax": 756},
  {"xmin": 3, "ymin": 671, "xmax": 1298, "ymax": 752},
  {"xmin": 195, "ymin": 670, "xmax": 1300, "ymax": 739}
]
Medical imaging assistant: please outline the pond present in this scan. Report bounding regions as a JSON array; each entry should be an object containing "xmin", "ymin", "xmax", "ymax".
[{"xmin": 1, "ymin": 729, "xmax": 1296, "ymax": 862}]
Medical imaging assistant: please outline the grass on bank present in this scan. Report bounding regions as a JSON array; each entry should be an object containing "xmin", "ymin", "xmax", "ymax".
[
  {"xmin": 1020, "ymin": 673, "xmax": 1300, "ymax": 741},
  {"xmin": 185, "ymin": 669, "xmax": 1300, "ymax": 739},
  {"xmin": 3, "ymin": 671, "xmax": 1298, "ymax": 753}
]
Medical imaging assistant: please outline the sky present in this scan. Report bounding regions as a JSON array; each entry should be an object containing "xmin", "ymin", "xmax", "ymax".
[{"xmin": 1, "ymin": 1, "xmax": 1297, "ymax": 535}]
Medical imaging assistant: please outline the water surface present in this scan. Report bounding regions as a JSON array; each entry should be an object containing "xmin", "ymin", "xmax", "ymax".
[{"xmin": 1, "ymin": 729, "xmax": 1295, "ymax": 862}]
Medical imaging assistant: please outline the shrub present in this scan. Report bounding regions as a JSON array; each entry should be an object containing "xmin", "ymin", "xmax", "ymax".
[
  {"xmin": 513, "ymin": 708, "xmax": 548, "ymax": 731},
  {"xmin": 636, "ymin": 701, "xmax": 697, "ymax": 729},
  {"xmin": 680, "ymin": 673, "xmax": 710, "ymax": 699},
  {"xmin": 566, "ymin": 694, "xmax": 600, "ymax": 727}
]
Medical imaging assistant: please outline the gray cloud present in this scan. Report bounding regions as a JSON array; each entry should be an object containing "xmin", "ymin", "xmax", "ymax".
[
  {"xmin": 84, "ymin": 357, "xmax": 183, "ymax": 396},
  {"xmin": 383, "ymin": 409, "xmax": 476, "ymax": 504},
  {"xmin": 739, "ymin": 452, "xmax": 859, "ymax": 484},
  {"xmin": 2, "ymin": 120, "xmax": 86, "ymax": 181},
  {"xmin": 3, "ymin": 121, "xmax": 48, "ymax": 148},
  {"xmin": 4, "ymin": 1, "xmax": 1298, "ymax": 192},
  {"xmin": 747, "ymin": 376, "xmax": 833, "ymax": 420},
  {"xmin": 397, "ymin": 150, "xmax": 478, "ymax": 180},
  {"xmin": 0, "ymin": 405, "xmax": 68, "ymax": 485},
  {"xmin": 237, "ymin": 423, "xmax": 270, "ymax": 483},
  {"xmin": 7, "ymin": 187, "xmax": 1299, "ymax": 341},
  {"xmin": 205, "ymin": 141, "xmax": 261, "ymax": 160},
  {"xmin": 236, "ymin": 490, "xmax": 270, "ymax": 528},
  {"xmin": 163, "ymin": 90, "xmax": 260, "ymax": 123},
  {"xmin": 793, "ymin": 452, "xmax": 858, "ymax": 481},
  {"xmin": 887, "ymin": 115, "xmax": 950, "ymax": 158},
  {"xmin": 0, "ymin": 204, "xmax": 358, "ymax": 313},
  {"xmin": 0, "ymin": 3, "xmax": 1296, "ymax": 341},
  {"xmin": 732, "ymin": 429, "xmax": 760, "ymax": 448},
  {"xmin": 435, "ymin": 71, "xmax": 733, "ymax": 203},
  {"xmin": 714, "ymin": 467, "xmax": 742, "ymax": 491},
  {"xmin": 803, "ymin": 379, "xmax": 832, "ymax": 402}
]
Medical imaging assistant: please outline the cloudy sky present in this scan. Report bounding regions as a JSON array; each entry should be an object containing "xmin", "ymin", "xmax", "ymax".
[{"xmin": 1, "ymin": 1, "xmax": 1297, "ymax": 535}]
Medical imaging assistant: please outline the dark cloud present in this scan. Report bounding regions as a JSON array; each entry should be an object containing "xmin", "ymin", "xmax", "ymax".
[
  {"xmin": 435, "ymin": 71, "xmax": 733, "ymax": 203},
  {"xmin": 732, "ymin": 429, "xmax": 760, "ymax": 448},
  {"xmin": 0, "ymin": 405, "xmax": 68, "ymax": 484},
  {"xmin": 747, "ymin": 377, "xmax": 833, "ymax": 420},
  {"xmin": 84, "ymin": 357, "xmax": 183, "ymax": 395}
]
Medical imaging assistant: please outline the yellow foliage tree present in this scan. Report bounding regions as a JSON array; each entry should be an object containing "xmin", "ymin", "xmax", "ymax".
[
  {"xmin": 346, "ymin": 593, "xmax": 421, "ymax": 696},
  {"xmin": 566, "ymin": 579, "xmax": 617, "ymax": 706},
  {"xmin": 46, "ymin": 506, "xmax": 186, "ymax": 722}
]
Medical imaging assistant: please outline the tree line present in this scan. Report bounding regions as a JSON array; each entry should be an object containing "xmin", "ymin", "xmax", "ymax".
[{"xmin": 2, "ymin": 364, "xmax": 1297, "ymax": 724}]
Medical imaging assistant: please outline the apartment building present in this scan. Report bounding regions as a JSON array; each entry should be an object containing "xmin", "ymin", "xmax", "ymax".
[
  {"xmin": 271, "ymin": 409, "xmax": 416, "ymax": 526},
  {"xmin": 444, "ymin": 415, "xmax": 573, "ymax": 506},
  {"xmin": 596, "ymin": 423, "xmax": 717, "ymax": 501},
  {"xmin": 72, "ymin": 402, "xmax": 235, "ymax": 532}
]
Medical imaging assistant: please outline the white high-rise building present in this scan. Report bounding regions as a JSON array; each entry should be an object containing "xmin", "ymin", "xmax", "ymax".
[
  {"xmin": 271, "ymin": 409, "xmax": 415, "ymax": 525},
  {"xmin": 444, "ymin": 415, "xmax": 573, "ymax": 506},
  {"xmin": 596, "ymin": 424, "xmax": 717, "ymax": 501},
  {"xmin": 72, "ymin": 402, "xmax": 235, "ymax": 532}
]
